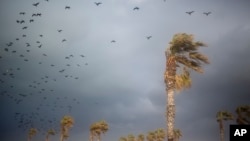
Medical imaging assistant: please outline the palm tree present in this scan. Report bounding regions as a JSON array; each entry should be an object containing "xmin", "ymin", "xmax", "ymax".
[
  {"xmin": 146, "ymin": 131, "xmax": 156, "ymax": 141},
  {"xmin": 127, "ymin": 134, "xmax": 136, "ymax": 141},
  {"xmin": 216, "ymin": 111, "xmax": 234, "ymax": 141},
  {"xmin": 119, "ymin": 136, "xmax": 128, "ymax": 141},
  {"xmin": 45, "ymin": 129, "xmax": 56, "ymax": 141},
  {"xmin": 235, "ymin": 105, "xmax": 250, "ymax": 125},
  {"xmin": 90, "ymin": 120, "xmax": 109, "ymax": 141},
  {"xmin": 28, "ymin": 128, "xmax": 38, "ymax": 141},
  {"xmin": 60, "ymin": 115, "xmax": 74, "ymax": 141},
  {"xmin": 154, "ymin": 128, "xmax": 166, "ymax": 141},
  {"xmin": 137, "ymin": 134, "xmax": 145, "ymax": 141},
  {"xmin": 173, "ymin": 129, "xmax": 182, "ymax": 141},
  {"xmin": 164, "ymin": 33, "xmax": 210, "ymax": 141}
]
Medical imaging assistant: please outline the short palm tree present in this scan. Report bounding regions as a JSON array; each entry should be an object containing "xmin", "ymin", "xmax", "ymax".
[
  {"xmin": 45, "ymin": 129, "xmax": 56, "ymax": 141},
  {"xmin": 137, "ymin": 134, "xmax": 145, "ymax": 141},
  {"xmin": 127, "ymin": 134, "xmax": 136, "ymax": 141},
  {"xmin": 146, "ymin": 131, "xmax": 156, "ymax": 141},
  {"xmin": 90, "ymin": 120, "xmax": 109, "ymax": 141},
  {"xmin": 60, "ymin": 115, "xmax": 74, "ymax": 141},
  {"xmin": 216, "ymin": 111, "xmax": 233, "ymax": 141},
  {"xmin": 164, "ymin": 33, "xmax": 210, "ymax": 141},
  {"xmin": 119, "ymin": 136, "xmax": 128, "ymax": 141},
  {"xmin": 28, "ymin": 128, "xmax": 38, "ymax": 141},
  {"xmin": 235, "ymin": 105, "xmax": 250, "ymax": 125},
  {"xmin": 154, "ymin": 128, "xmax": 166, "ymax": 141},
  {"xmin": 173, "ymin": 129, "xmax": 182, "ymax": 141}
]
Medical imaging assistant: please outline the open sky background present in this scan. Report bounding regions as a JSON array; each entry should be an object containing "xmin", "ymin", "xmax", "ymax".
[{"xmin": 0, "ymin": 0, "xmax": 250, "ymax": 141}]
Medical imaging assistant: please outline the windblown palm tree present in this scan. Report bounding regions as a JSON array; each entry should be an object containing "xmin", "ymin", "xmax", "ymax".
[
  {"xmin": 164, "ymin": 33, "xmax": 210, "ymax": 141},
  {"xmin": 137, "ymin": 134, "xmax": 145, "ymax": 141},
  {"xmin": 90, "ymin": 120, "xmax": 109, "ymax": 141},
  {"xmin": 45, "ymin": 129, "xmax": 56, "ymax": 141},
  {"xmin": 28, "ymin": 128, "xmax": 38, "ymax": 141},
  {"xmin": 235, "ymin": 105, "xmax": 250, "ymax": 125},
  {"xmin": 173, "ymin": 129, "xmax": 182, "ymax": 141},
  {"xmin": 154, "ymin": 128, "xmax": 166, "ymax": 141},
  {"xmin": 216, "ymin": 111, "xmax": 233, "ymax": 141},
  {"xmin": 60, "ymin": 115, "xmax": 74, "ymax": 141}
]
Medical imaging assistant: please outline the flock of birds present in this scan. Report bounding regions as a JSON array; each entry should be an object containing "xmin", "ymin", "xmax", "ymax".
[{"xmin": 0, "ymin": 0, "xmax": 212, "ymax": 137}]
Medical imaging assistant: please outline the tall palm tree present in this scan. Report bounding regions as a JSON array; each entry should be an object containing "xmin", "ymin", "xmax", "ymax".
[
  {"xmin": 45, "ymin": 129, "xmax": 56, "ymax": 141},
  {"xmin": 164, "ymin": 33, "xmax": 210, "ymax": 141},
  {"xmin": 60, "ymin": 115, "xmax": 74, "ymax": 141},
  {"xmin": 216, "ymin": 111, "xmax": 233, "ymax": 141},
  {"xmin": 137, "ymin": 134, "xmax": 145, "ymax": 141},
  {"xmin": 154, "ymin": 128, "xmax": 166, "ymax": 141},
  {"xmin": 90, "ymin": 120, "xmax": 109, "ymax": 141},
  {"xmin": 28, "ymin": 128, "xmax": 38, "ymax": 141},
  {"xmin": 173, "ymin": 129, "xmax": 182, "ymax": 141},
  {"xmin": 235, "ymin": 105, "xmax": 250, "ymax": 125}
]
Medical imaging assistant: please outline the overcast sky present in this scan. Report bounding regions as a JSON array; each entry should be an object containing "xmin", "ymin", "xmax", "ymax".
[{"xmin": 0, "ymin": 0, "xmax": 250, "ymax": 141}]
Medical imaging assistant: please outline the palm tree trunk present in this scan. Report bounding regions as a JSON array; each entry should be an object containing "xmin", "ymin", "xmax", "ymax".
[
  {"xmin": 219, "ymin": 120, "xmax": 224, "ymax": 141},
  {"xmin": 45, "ymin": 134, "xmax": 49, "ymax": 141},
  {"xmin": 165, "ymin": 51, "xmax": 177, "ymax": 141},
  {"xmin": 166, "ymin": 89, "xmax": 175, "ymax": 141}
]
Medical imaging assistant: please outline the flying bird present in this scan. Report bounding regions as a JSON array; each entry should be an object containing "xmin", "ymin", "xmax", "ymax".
[
  {"xmin": 186, "ymin": 11, "xmax": 194, "ymax": 15},
  {"xmin": 62, "ymin": 39, "xmax": 66, "ymax": 42},
  {"xmin": 203, "ymin": 12, "xmax": 211, "ymax": 16},
  {"xmin": 94, "ymin": 2, "xmax": 102, "ymax": 6},
  {"xmin": 65, "ymin": 6, "xmax": 70, "ymax": 9},
  {"xmin": 22, "ymin": 26, "xmax": 28, "ymax": 30},
  {"xmin": 29, "ymin": 19, "xmax": 34, "ymax": 23},
  {"xmin": 19, "ymin": 12, "xmax": 25, "ymax": 15},
  {"xmin": 111, "ymin": 40, "xmax": 116, "ymax": 43},
  {"xmin": 133, "ymin": 7, "xmax": 139, "ymax": 10},
  {"xmin": 57, "ymin": 29, "xmax": 62, "ymax": 32},
  {"xmin": 146, "ymin": 36, "xmax": 152, "ymax": 40},
  {"xmin": 33, "ymin": 2, "xmax": 39, "ymax": 7},
  {"xmin": 80, "ymin": 55, "xmax": 85, "ymax": 57},
  {"xmin": 20, "ymin": 20, "xmax": 25, "ymax": 24}
]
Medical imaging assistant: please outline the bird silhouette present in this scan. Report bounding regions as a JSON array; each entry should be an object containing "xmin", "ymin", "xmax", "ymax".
[
  {"xmin": 203, "ymin": 12, "xmax": 211, "ymax": 16},
  {"xmin": 29, "ymin": 19, "xmax": 34, "ymax": 23},
  {"xmin": 20, "ymin": 20, "xmax": 25, "ymax": 24},
  {"xmin": 95, "ymin": 2, "xmax": 102, "ymax": 6},
  {"xmin": 22, "ymin": 26, "xmax": 28, "ymax": 30},
  {"xmin": 133, "ymin": 7, "xmax": 139, "ymax": 10},
  {"xmin": 62, "ymin": 39, "xmax": 66, "ymax": 42},
  {"xmin": 19, "ymin": 12, "xmax": 25, "ymax": 15},
  {"xmin": 22, "ymin": 34, "xmax": 26, "ymax": 37},
  {"xmin": 186, "ymin": 11, "xmax": 194, "ymax": 15},
  {"xmin": 33, "ymin": 2, "xmax": 39, "ymax": 7},
  {"xmin": 111, "ymin": 40, "xmax": 116, "ymax": 43},
  {"xmin": 57, "ymin": 29, "xmax": 62, "ymax": 32},
  {"xmin": 146, "ymin": 36, "xmax": 152, "ymax": 40},
  {"xmin": 65, "ymin": 6, "xmax": 70, "ymax": 9}
]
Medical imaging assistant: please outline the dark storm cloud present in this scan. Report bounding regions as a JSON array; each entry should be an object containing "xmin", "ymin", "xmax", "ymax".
[{"xmin": 1, "ymin": 0, "xmax": 250, "ymax": 141}]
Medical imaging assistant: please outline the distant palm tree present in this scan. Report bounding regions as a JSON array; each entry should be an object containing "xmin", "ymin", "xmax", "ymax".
[
  {"xmin": 216, "ymin": 111, "xmax": 233, "ymax": 141},
  {"xmin": 90, "ymin": 120, "xmax": 109, "ymax": 141},
  {"xmin": 137, "ymin": 134, "xmax": 145, "ymax": 141},
  {"xmin": 164, "ymin": 33, "xmax": 210, "ymax": 141},
  {"xmin": 119, "ymin": 136, "xmax": 128, "ymax": 141},
  {"xmin": 235, "ymin": 105, "xmax": 250, "ymax": 125},
  {"xmin": 127, "ymin": 134, "xmax": 136, "ymax": 141},
  {"xmin": 154, "ymin": 128, "xmax": 166, "ymax": 141},
  {"xmin": 173, "ymin": 129, "xmax": 182, "ymax": 141},
  {"xmin": 45, "ymin": 129, "xmax": 56, "ymax": 141},
  {"xmin": 28, "ymin": 128, "xmax": 38, "ymax": 141},
  {"xmin": 146, "ymin": 131, "xmax": 156, "ymax": 141},
  {"xmin": 60, "ymin": 115, "xmax": 74, "ymax": 141}
]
